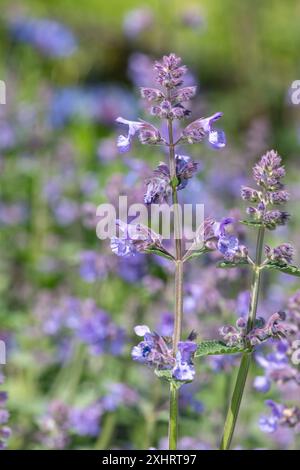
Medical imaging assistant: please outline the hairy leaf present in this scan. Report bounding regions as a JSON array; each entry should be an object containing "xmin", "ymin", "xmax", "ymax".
[
  {"xmin": 263, "ymin": 262, "xmax": 300, "ymax": 277},
  {"xmin": 195, "ymin": 340, "xmax": 247, "ymax": 357}
]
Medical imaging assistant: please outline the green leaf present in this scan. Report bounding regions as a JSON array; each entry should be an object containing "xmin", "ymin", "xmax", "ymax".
[
  {"xmin": 145, "ymin": 248, "xmax": 175, "ymax": 261},
  {"xmin": 195, "ymin": 340, "xmax": 247, "ymax": 358},
  {"xmin": 240, "ymin": 219, "xmax": 264, "ymax": 228},
  {"xmin": 154, "ymin": 369, "xmax": 188, "ymax": 388},
  {"xmin": 218, "ymin": 260, "xmax": 249, "ymax": 269},
  {"xmin": 183, "ymin": 247, "xmax": 209, "ymax": 262},
  {"xmin": 263, "ymin": 262, "xmax": 300, "ymax": 277}
]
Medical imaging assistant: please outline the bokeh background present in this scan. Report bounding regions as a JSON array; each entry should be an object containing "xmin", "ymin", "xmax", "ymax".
[{"xmin": 1, "ymin": 0, "xmax": 300, "ymax": 450}]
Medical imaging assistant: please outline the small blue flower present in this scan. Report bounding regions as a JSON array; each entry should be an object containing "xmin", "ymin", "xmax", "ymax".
[
  {"xmin": 259, "ymin": 400, "xmax": 284, "ymax": 433},
  {"xmin": 182, "ymin": 112, "xmax": 226, "ymax": 149},
  {"xmin": 217, "ymin": 234, "xmax": 239, "ymax": 259},
  {"xmin": 253, "ymin": 376, "xmax": 271, "ymax": 393},
  {"xmin": 116, "ymin": 117, "xmax": 143, "ymax": 153},
  {"xmin": 9, "ymin": 18, "xmax": 77, "ymax": 58}
]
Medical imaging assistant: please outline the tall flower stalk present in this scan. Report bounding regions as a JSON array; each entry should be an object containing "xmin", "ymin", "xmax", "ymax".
[
  {"xmin": 112, "ymin": 53, "xmax": 225, "ymax": 449},
  {"xmin": 220, "ymin": 150, "xmax": 291, "ymax": 449}
]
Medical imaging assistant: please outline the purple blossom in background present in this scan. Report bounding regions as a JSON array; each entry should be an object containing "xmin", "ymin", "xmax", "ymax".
[
  {"xmin": 69, "ymin": 403, "xmax": 102, "ymax": 437},
  {"xmin": 253, "ymin": 376, "xmax": 271, "ymax": 393},
  {"xmin": 179, "ymin": 383, "xmax": 204, "ymax": 414},
  {"xmin": 157, "ymin": 312, "xmax": 174, "ymax": 337},
  {"xmin": 259, "ymin": 400, "xmax": 300, "ymax": 434},
  {"xmin": 101, "ymin": 383, "xmax": 138, "ymax": 412},
  {"xmin": 117, "ymin": 254, "xmax": 147, "ymax": 283},
  {"xmin": 50, "ymin": 86, "xmax": 135, "ymax": 128},
  {"xmin": 0, "ymin": 372, "xmax": 10, "ymax": 450},
  {"xmin": 37, "ymin": 401, "xmax": 70, "ymax": 450},
  {"xmin": 0, "ymin": 202, "xmax": 28, "ymax": 226},
  {"xmin": 213, "ymin": 217, "xmax": 247, "ymax": 261},
  {"xmin": 123, "ymin": 8, "xmax": 154, "ymax": 39},
  {"xmin": 34, "ymin": 295, "xmax": 125, "ymax": 357},
  {"xmin": 9, "ymin": 18, "xmax": 77, "ymax": 57},
  {"xmin": 79, "ymin": 251, "xmax": 107, "ymax": 283},
  {"xmin": 236, "ymin": 290, "xmax": 251, "ymax": 318},
  {"xmin": 52, "ymin": 198, "xmax": 79, "ymax": 226},
  {"xmin": 78, "ymin": 308, "xmax": 125, "ymax": 356}
]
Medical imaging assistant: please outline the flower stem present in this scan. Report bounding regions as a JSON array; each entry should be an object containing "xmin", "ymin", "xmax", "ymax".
[
  {"xmin": 220, "ymin": 226, "xmax": 265, "ymax": 450},
  {"xmin": 167, "ymin": 116, "xmax": 183, "ymax": 450},
  {"xmin": 168, "ymin": 383, "xmax": 178, "ymax": 450}
]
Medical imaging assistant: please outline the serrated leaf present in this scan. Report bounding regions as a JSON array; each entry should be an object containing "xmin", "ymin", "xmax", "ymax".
[
  {"xmin": 145, "ymin": 248, "xmax": 175, "ymax": 261},
  {"xmin": 263, "ymin": 262, "xmax": 300, "ymax": 277},
  {"xmin": 154, "ymin": 369, "xmax": 187, "ymax": 388},
  {"xmin": 195, "ymin": 340, "xmax": 247, "ymax": 358},
  {"xmin": 240, "ymin": 219, "xmax": 264, "ymax": 228},
  {"xmin": 218, "ymin": 260, "xmax": 249, "ymax": 269},
  {"xmin": 183, "ymin": 247, "xmax": 209, "ymax": 262}
]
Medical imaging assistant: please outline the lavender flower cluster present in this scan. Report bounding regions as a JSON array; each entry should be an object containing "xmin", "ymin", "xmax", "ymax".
[
  {"xmin": 241, "ymin": 150, "xmax": 290, "ymax": 230},
  {"xmin": 219, "ymin": 312, "xmax": 295, "ymax": 348},
  {"xmin": 34, "ymin": 295, "xmax": 125, "ymax": 359},
  {"xmin": 37, "ymin": 383, "xmax": 138, "ymax": 449}
]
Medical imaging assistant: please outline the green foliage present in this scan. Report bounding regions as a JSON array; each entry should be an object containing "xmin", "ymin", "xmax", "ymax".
[
  {"xmin": 263, "ymin": 262, "xmax": 300, "ymax": 277},
  {"xmin": 195, "ymin": 340, "xmax": 248, "ymax": 358}
]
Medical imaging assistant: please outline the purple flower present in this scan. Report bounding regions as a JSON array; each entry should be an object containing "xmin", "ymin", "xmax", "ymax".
[
  {"xmin": 144, "ymin": 162, "xmax": 171, "ymax": 204},
  {"xmin": 154, "ymin": 54, "xmax": 187, "ymax": 89},
  {"xmin": 116, "ymin": 117, "xmax": 164, "ymax": 153},
  {"xmin": 0, "ymin": 374, "xmax": 11, "ymax": 449},
  {"xmin": 265, "ymin": 243, "xmax": 294, "ymax": 266},
  {"xmin": 69, "ymin": 403, "xmax": 102, "ymax": 437},
  {"xmin": 9, "ymin": 18, "xmax": 77, "ymax": 58},
  {"xmin": 176, "ymin": 155, "xmax": 199, "ymax": 189},
  {"xmin": 213, "ymin": 217, "xmax": 246, "ymax": 261},
  {"xmin": 101, "ymin": 383, "xmax": 138, "ymax": 411},
  {"xmin": 131, "ymin": 325, "xmax": 174, "ymax": 367},
  {"xmin": 157, "ymin": 312, "xmax": 174, "ymax": 337},
  {"xmin": 258, "ymin": 400, "xmax": 300, "ymax": 434},
  {"xmin": 217, "ymin": 235, "xmax": 239, "ymax": 260},
  {"xmin": 181, "ymin": 112, "xmax": 226, "ymax": 149},
  {"xmin": 132, "ymin": 326, "xmax": 197, "ymax": 382},
  {"xmin": 123, "ymin": 8, "xmax": 154, "ymax": 39},
  {"xmin": 78, "ymin": 309, "xmax": 125, "ymax": 356},
  {"xmin": 253, "ymin": 376, "xmax": 271, "ymax": 393},
  {"xmin": 110, "ymin": 220, "xmax": 167, "ymax": 258},
  {"xmin": 79, "ymin": 251, "xmax": 107, "ymax": 283}
]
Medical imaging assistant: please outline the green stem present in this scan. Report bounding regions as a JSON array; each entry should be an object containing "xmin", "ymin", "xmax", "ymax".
[
  {"xmin": 168, "ymin": 383, "xmax": 178, "ymax": 450},
  {"xmin": 220, "ymin": 227, "xmax": 265, "ymax": 450},
  {"xmin": 95, "ymin": 413, "xmax": 116, "ymax": 449},
  {"xmin": 167, "ymin": 115, "xmax": 183, "ymax": 451}
]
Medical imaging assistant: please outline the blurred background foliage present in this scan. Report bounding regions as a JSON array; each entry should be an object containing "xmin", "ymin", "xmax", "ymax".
[{"xmin": 0, "ymin": 0, "xmax": 300, "ymax": 450}]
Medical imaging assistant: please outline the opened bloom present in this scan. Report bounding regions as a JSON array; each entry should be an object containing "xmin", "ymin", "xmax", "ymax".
[
  {"xmin": 181, "ymin": 112, "xmax": 226, "ymax": 149},
  {"xmin": 116, "ymin": 117, "xmax": 164, "ymax": 153},
  {"xmin": 131, "ymin": 326, "xmax": 197, "ymax": 382}
]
